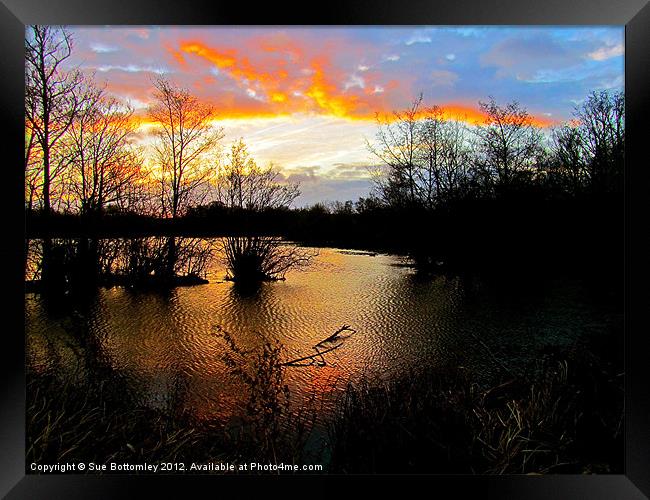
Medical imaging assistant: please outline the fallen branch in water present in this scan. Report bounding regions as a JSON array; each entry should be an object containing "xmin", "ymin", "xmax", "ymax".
[
  {"xmin": 314, "ymin": 325, "xmax": 356, "ymax": 348},
  {"xmin": 282, "ymin": 325, "xmax": 357, "ymax": 367},
  {"xmin": 280, "ymin": 343, "xmax": 344, "ymax": 367}
]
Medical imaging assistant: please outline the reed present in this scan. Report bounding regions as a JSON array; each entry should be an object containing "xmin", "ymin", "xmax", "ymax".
[
  {"xmin": 26, "ymin": 372, "xmax": 231, "ymax": 469},
  {"xmin": 27, "ymin": 343, "xmax": 621, "ymax": 474},
  {"xmin": 26, "ymin": 329, "xmax": 319, "ymax": 473},
  {"xmin": 327, "ymin": 347, "xmax": 623, "ymax": 474}
]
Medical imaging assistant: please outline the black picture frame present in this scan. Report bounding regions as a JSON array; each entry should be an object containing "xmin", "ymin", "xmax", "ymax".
[{"xmin": 2, "ymin": 1, "xmax": 648, "ymax": 497}]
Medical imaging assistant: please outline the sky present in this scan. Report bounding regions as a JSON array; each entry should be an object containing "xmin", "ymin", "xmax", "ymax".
[{"xmin": 60, "ymin": 26, "xmax": 624, "ymax": 206}]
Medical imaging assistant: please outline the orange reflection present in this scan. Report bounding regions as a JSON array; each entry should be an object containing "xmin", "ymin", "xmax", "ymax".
[{"xmin": 306, "ymin": 363, "xmax": 344, "ymax": 395}]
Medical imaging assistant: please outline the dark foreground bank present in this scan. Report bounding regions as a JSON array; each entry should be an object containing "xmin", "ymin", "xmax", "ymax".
[{"xmin": 26, "ymin": 334, "xmax": 622, "ymax": 474}]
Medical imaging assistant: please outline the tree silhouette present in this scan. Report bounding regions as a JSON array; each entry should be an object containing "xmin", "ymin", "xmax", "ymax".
[
  {"xmin": 148, "ymin": 77, "xmax": 224, "ymax": 218},
  {"xmin": 368, "ymin": 95, "xmax": 475, "ymax": 209},
  {"xmin": 417, "ymin": 105, "xmax": 474, "ymax": 206},
  {"xmin": 474, "ymin": 97, "xmax": 544, "ymax": 193},
  {"xmin": 63, "ymin": 83, "xmax": 144, "ymax": 215},
  {"xmin": 367, "ymin": 95, "xmax": 423, "ymax": 208},
  {"xmin": 215, "ymin": 139, "xmax": 300, "ymax": 211},
  {"xmin": 25, "ymin": 25, "xmax": 86, "ymax": 215},
  {"xmin": 215, "ymin": 139, "xmax": 312, "ymax": 284},
  {"xmin": 25, "ymin": 120, "xmax": 42, "ymax": 215},
  {"xmin": 550, "ymin": 90, "xmax": 624, "ymax": 195}
]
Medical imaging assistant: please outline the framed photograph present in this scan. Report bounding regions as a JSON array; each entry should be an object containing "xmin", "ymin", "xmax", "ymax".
[{"xmin": 2, "ymin": 0, "xmax": 649, "ymax": 497}]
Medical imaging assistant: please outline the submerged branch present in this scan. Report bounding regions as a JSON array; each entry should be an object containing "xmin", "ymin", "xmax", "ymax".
[
  {"xmin": 281, "ymin": 343, "xmax": 344, "ymax": 367},
  {"xmin": 281, "ymin": 325, "xmax": 356, "ymax": 367},
  {"xmin": 314, "ymin": 325, "xmax": 356, "ymax": 348}
]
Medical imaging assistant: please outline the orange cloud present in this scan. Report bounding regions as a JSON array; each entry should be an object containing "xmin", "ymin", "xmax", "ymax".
[
  {"xmin": 180, "ymin": 41, "xmax": 282, "ymax": 87},
  {"xmin": 177, "ymin": 40, "xmax": 371, "ymax": 120},
  {"xmin": 162, "ymin": 39, "xmax": 554, "ymax": 127},
  {"xmin": 439, "ymin": 104, "xmax": 553, "ymax": 127},
  {"xmin": 164, "ymin": 43, "xmax": 187, "ymax": 67},
  {"xmin": 255, "ymin": 32, "xmax": 305, "ymax": 61},
  {"xmin": 434, "ymin": 104, "xmax": 489, "ymax": 125},
  {"xmin": 305, "ymin": 58, "xmax": 363, "ymax": 119},
  {"xmin": 270, "ymin": 92, "xmax": 287, "ymax": 103},
  {"xmin": 374, "ymin": 103, "xmax": 554, "ymax": 128}
]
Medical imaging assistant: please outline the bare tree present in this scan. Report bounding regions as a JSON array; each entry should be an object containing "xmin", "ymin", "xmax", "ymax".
[
  {"xmin": 475, "ymin": 97, "xmax": 544, "ymax": 191},
  {"xmin": 63, "ymin": 84, "xmax": 144, "ymax": 215},
  {"xmin": 25, "ymin": 125, "xmax": 43, "ymax": 214},
  {"xmin": 221, "ymin": 235, "xmax": 313, "ymax": 283},
  {"xmin": 216, "ymin": 139, "xmax": 300, "ymax": 210},
  {"xmin": 549, "ymin": 91, "xmax": 624, "ymax": 196},
  {"xmin": 25, "ymin": 25, "xmax": 86, "ymax": 214},
  {"xmin": 417, "ymin": 106, "xmax": 474, "ymax": 206},
  {"xmin": 148, "ymin": 77, "xmax": 223, "ymax": 218},
  {"xmin": 367, "ymin": 95, "xmax": 424, "ymax": 208},
  {"xmin": 574, "ymin": 90, "xmax": 624, "ymax": 193},
  {"xmin": 550, "ymin": 125, "xmax": 589, "ymax": 195},
  {"xmin": 368, "ymin": 96, "xmax": 475, "ymax": 208},
  {"xmin": 215, "ymin": 139, "xmax": 313, "ymax": 284}
]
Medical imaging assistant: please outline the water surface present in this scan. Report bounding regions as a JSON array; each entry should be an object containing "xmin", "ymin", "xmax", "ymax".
[{"xmin": 25, "ymin": 239, "xmax": 619, "ymax": 426}]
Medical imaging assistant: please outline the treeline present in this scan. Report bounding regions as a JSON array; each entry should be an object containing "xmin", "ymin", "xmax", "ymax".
[
  {"xmin": 26, "ymin": 26, "xmax": 623, "ymax": 281},
  {"xmin": 296, "ymin": 90, "xmax": 623, "ymax": 278},
  {"xmin": 28, "ymin": 89, "xmax": 624, "ymax": 282},
  {"xmin": 368, "ymin": 93, "xmax": 623, "ymax": 208},
  {"xmin": 25, "ymin": 26, "xmax": 299, "ymax": 222},
  {"xmin": 296, "ymin": 90, "xmax": 624, "ymax": 278}
]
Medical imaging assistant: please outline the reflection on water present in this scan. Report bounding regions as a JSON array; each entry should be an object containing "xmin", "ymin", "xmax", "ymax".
[{"xmin": 25, "ymin": 238, "xmax": 619, "ymax": 427}]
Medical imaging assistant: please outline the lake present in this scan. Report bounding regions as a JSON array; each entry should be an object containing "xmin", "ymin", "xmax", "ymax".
[{"xmin": 25, "ymin": 237, "xmax": 620, "ymax": 457}]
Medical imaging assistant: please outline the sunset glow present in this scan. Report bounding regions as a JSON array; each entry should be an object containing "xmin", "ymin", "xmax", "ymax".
[{"xmin": 60, "ymin": 26, "xmax": 624, "ymax": 205}]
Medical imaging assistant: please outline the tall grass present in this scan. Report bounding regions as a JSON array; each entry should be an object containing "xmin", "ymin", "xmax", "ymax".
[
  {"xmin": 27, "ymin": 329, "xmax": 319, "ymax": 472},
  {"xmin": 27, "ymin": 341, "xmax": 621, "ymax": 474},
  {"xmin": 26, "ymin": 372, "xmax": 230, "ymax": 469},
  {"xmin": 327, "ymin": 347, "xmax": 623, "ymax": 474},
  {"xmin": 216, "ymin": 327, "xmax": 318, "ymax": 464}
]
